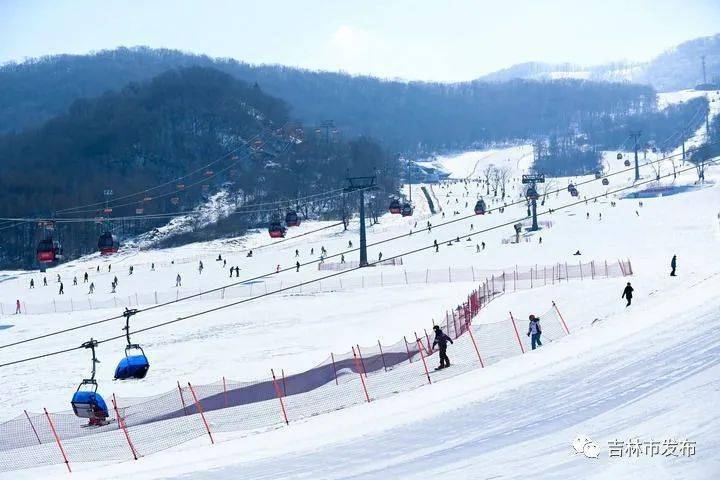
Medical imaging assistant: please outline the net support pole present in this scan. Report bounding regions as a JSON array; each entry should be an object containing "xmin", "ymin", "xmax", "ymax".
[
  {"xmin": 509, "ymin": 311, "xmax": 525, "ymax": 354},
  {"xmin": 356, "ymin": 344, "xmax": 368, "ymax": 378},
  {"xmin": 552, "ymin": 301, "xmax": 571, "ymax": 334},
  {"xmin": 222, "ymin": 376, "xmax": 228, "ymax": 408},
  {"xmin": 415, "ymin": 338, "xmax": 432, "ymax": 385},
  {"xmin": 377, "ymin": 340, "xmax": 388, "ymax": 372},
  {"xmin": 351, "ymin": 347, "xmax": 371, "ymax": 403},
  {"xmin": 270, "ymin": 369, "xmax": 289, "ymax": 425},
  {"xmin": 24, "ymin": 410, "xmax": 41, "ymax": 445},
  {"xmin": 44, "ymin": 408, "xmax": 70, "ymax": 473},
  {"xmin": 404, "ymin": 336, "xmax": 413, "ymax": 363},
  {"xmin": 112, "ymin": 394, "xmax": 138, "ymax": 460},
  {"xmin": 466, "ymin": 323, "xmax": 484, "ymax": 368},
  {"xmin": 177, "ymin": 380, "xmax": 188, "ymax": 415},
  {"xmin": 187, "ymin": 383, "xmax": 214, "ymax": 444},
  {"xmin": 330, "ymin": 352, "xmax": 339, "ymax": 385}
]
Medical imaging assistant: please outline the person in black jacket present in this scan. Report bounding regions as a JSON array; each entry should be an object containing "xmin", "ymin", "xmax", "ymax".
[
  {"xmin": 432, "ymin": 325, "xmax": 454, "ymax": 369},
  {"xmin": 670, "ymin": 255, "xmax": 677, "ymax": 276},
  {"xmin": 622, "ymin": 282, "xmax": 634, "ymax": 307}
]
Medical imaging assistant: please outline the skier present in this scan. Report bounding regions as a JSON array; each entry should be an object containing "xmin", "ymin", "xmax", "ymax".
[
  {"xmin": 58, "ymin": 283, "xmax": 64, "ymax": 295},
  {"xmin": 276, "ymin": 264, "xmax": 280, "ymax": 273},
  {"xmin": 151, "ymin": 263, "xmax": 155, "ymax": 271},
  {"xmin": 113, "ymin": 276, "xmax": 118, "ymax": 286},
  {"xmin": 89, "ymin": 282, "xmax": 95, "ymax": 294},
  {"xmin": 56, "ymin": 274, "xmax": 60, "ymax": 283},
  {"xmin": 247, "ymin": 250, "xmax": 253, "ymax": 257},
  {"xmin": 476, "ymin": 244, "xmax": 480, "ymax": 253},
  {"xmin": 29, "ymin": 279, "xmax": 34, "ymax": 289},
  {"xmin": 129, "ymin": 266, "xmax": 134, "ymax": 275},
  {"xmin": 176, "ymin": 274, "xmax": 182, "ymax": 287},
  {"xmin": 539, "ymin": 237, "xmax": 542, "ymax": 244},
  {"xmin": 341, "ymin": 254, "xmax": 345, "ymax": 263},
  {"xmin": 198, "ymin": 261, "xmax": 203, "ymax": 274},
  {"xmin": 296, "ymin": 261, "xmax": 300, "ymax": 272},
  {"xmin": 96, "ymin": 266, "xmax": 100, "ymax": 272},
  {"xmin": 481, "ymin": 241, "xmax": 486, "ymax": 250},
  {"xmin": 378, "ymin": 252, "xmax": 383, "ymax": 262},
  {"xmin": 574, "ymin": 250, "xmax": 581, "ymax": 256},
  {"xmin": 295, "ymin": 249, "xmax": 299, "ymax": 257},
  {"xmin": 223, "ymin": 259, "xmax": 227, "ymax": 268},
  {"xmin": 108, "ymin": 265, "xmax": 111, "ymax": 272},
  {"xmin": 622, "ymin": 282, "xmax": 634, "ymax": 307},
  {"xmin": 43, "ymin": 277, "xmax": 47, "ymax": 286},
  {"xmin": 73, "ymin": 276, "xmax": 77, "ymax": 286},
  {"xmin": 84, "ymin": 272, "xmax": 89, "ymax": 283},
  {"xmin": 235, "ymin": 266, "xmax": 240, "ymax": 277},
  {"xmin": 111, "ymin": 282, "xmax": 116, "ymax": 294},
  {"xmin": 311, "ymin": 248, "xmax": 314, "ymax": 255},
  {"xmin": 670, "ymin": 255, "xmax": 677, "ymax": 277},
  {"xmin": 434, "ymin": 239, "xmax": 439, "ymax": 253},
  {"xmin": 527, "ymin": 314, "xmax": 542, "ymax": 350},
  {"xmin": 432, "ymin": 325, "xmax": 454, "ymax": 369},
  {"xmin": 15, "ymin": 299, "xmax": 21, "ymax": 314},
  {"xmin": 348, "ymin": 240, "xmax": 353, "ymax": 248}
]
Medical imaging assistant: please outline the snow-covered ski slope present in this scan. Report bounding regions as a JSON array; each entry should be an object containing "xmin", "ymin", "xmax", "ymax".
[{"xmin": 1, "ymin": 89, "xmax": 720, "ymax": 478}]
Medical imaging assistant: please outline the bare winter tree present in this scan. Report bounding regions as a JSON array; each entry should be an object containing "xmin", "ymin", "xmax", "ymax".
[
  {"xmin": 491, "ymin": 167, "xmax": 501, "ymax": 197},
  {"xmin": 498, "ymin": 166, "xmax": 511, "ymax": 199},
  {"xmin": 483, "ymin": 164, "xmax": 494, "ymax": 195}
]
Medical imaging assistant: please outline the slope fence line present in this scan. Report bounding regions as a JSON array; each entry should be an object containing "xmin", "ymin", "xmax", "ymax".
[{"xmin": 0, "ymin": 259, "xmax": 631, "ymax": 473}]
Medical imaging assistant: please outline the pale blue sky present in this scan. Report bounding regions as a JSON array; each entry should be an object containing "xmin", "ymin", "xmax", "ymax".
[{"xmin": 1, "ymin": 0, "xmax": 719, "ymax": 81}]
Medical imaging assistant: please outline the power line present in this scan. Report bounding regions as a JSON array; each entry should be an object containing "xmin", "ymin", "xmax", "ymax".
[
  {"xmin": 0, "ymin": 144, "xmax": 715, "ymax": 352},
  {"xmin": 1, "ymin": 154, "xmax": 717, "ymax": 369}
]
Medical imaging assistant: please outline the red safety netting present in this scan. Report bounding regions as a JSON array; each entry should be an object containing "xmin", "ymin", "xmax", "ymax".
[{"xmin": 0, "ymin": 259, "xmax": 630, "ymax": 473}]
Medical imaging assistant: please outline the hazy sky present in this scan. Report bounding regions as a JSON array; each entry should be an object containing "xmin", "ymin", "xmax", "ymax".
[{"xmin": 1, "ymin": 0, "xmax": 719, "ymax": 81}]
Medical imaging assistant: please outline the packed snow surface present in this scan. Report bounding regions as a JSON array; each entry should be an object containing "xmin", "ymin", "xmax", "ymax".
[{"xmin": 1, "ymin": 90, "xmax": 720, "ymax": 479}]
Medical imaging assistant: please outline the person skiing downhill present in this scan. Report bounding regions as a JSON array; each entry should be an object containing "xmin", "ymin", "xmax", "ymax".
[
  {"xmin": 527, "ymin": 314, "xmax": 542, "ymax": 350},
  {"xmin": 432, "ymin": 325, "xmax": 454, "ymax": 369},
  {"xmin": 622, "ymin": 282, "xmax": 634, "ymax": 307},
  {"xmin": 670, "ymin": 255, "xmax": 677, "ymax": 277}
]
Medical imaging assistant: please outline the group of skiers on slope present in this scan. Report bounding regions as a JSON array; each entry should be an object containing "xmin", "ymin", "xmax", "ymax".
[
  {"xmin": 430, "ymin": 313, "xmax": 544, "ymax": 370},
  {"xmin": 431, "ymin": 255, "xmax": 680, "ymax": 368}
]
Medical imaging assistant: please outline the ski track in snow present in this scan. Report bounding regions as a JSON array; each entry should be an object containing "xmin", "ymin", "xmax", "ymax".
[{"xmin": 2, "ymin": 89, "xmax": 720, "ymax": 479}]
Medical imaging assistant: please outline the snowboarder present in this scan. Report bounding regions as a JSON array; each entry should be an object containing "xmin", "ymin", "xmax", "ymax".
[
  {"xmin": 622, "ymin": 282, "xmax": 634, "ymax": 307},
  {"xmin": 296, "ymin": 261, "xmax": 300, "ymax": 272},
  {"xmin": 29, "ymin": 279, "xmax": 34, "ymax": 289},
  {"xmin": 432, "ymin": 325, "xmax": 454, "ymax": 369},
  {"xmin": 84, "ymin": 272, "xmax": 89, "ymax": 283},
  {"xmin": 527, "ymin": 314, "xmax": 542, "ymax": 350},
  {"xmin": 58, "ymin": 283, "xmax": 64, "ymax": 295},
  {"xmin": 574, "ymin": 250, "xmax": 581, "ymax": 256},
  {"xmin": 670, "ymin": 255, "xmax": 677, "ymax": 277},
  {"xmin": 247, "ymin": 250, "xmax": 253, "ymax": 257},
  {"xmin": 176, "ymin": 274, "xmax": 182, "ymax": 287}
]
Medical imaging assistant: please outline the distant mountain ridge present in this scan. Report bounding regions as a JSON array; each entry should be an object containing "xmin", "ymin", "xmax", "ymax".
[{"xmin": 479, "ymin": 34, "xmax": 720, "ymax": 91}]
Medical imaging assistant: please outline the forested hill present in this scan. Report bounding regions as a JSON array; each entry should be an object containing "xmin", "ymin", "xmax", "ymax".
[
  {"xmin": 0, "ymin": 47, "xmax": 657, "ymax": 150},
  {"xmin": 0, "ymin": 65, "xmax": 398, "ymax": 268}
]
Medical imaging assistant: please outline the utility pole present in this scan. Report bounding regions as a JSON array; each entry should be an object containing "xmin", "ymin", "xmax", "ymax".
[
  {"xmin": 630, "ymin": 131, "xmax": 642, "ymax": 181},
  {"xmin": 702, "ymin": 55, "xmax": 707, "ymax": 85},
  {"xmin": 344, "ymin": 176, "xmax": 377, "ymax": 267},
  {"xmin": 522, "ymin": 174, "xmax": 545, "ymax": 231}
]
